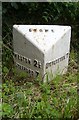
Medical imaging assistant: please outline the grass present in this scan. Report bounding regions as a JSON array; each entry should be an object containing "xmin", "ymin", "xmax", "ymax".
[
  {"xmin": 0, "ymin": 41, "xmax": 1, "ymax": 63},
  {"xmin": 1, "ymin": 50, "xmax": 78, "ymax": 119},
  {"xmin": 1, "ymin": 3, "xmax": 79, "ymax": 119}
]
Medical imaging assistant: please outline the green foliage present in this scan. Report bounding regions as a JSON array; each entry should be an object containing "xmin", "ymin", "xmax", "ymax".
[
  {"xmin": 2, "ymin": 2, "xmax": 79, "ymax": 119},
  {"xmin": 2, "ymin": 103, "xmax": 13, "ymax": 117},
  {"xmin": 2, "ymin": 2, "xmax": 79, "ymax": 25},
  {"xmin": 2, "ymin": 54, "xmax": 78, "ymax": 118},
  {"xmin": 2, "ymin": 71, "xmax": 78, "ymax": 118},
  {"xmin": 3, "ymin": 67, "xmax": 9, "ymax": 74},
  {"xmin": 2, "ymin": 2, "xmax": 79, "ymax": 71}
]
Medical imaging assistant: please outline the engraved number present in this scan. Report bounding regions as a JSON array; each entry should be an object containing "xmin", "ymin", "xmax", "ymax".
[
  {"xmin": 34, "ymin": 59, "xmax": 41, "ymax": 69},
  {"xmin": 34, "ymin": 59, "xmax": 38, "ymax": 67},
  {"xmin": 35, "ymin": 71, "xmax": 39, "ymax": 77}
]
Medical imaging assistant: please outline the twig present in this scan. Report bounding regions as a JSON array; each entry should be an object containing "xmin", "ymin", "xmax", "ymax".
[
  {"xmin": 3, "ymin": 32, "xmax": 11, "ymax": 40},
  {"xmin": 3, "ymin": 43, "xmax": 13, "ymax": 52}
]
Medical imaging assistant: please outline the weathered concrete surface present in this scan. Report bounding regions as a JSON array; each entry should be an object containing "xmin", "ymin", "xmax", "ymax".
[{"xmin": 13, "ymin": 25, "xmax": 71, "ymax": 82}]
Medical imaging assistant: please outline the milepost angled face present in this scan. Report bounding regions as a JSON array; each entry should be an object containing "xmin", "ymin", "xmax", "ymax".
[
  {"xmin": 13, "ymin": 25, "xmax": 71, "ymax": 81},
  {"xmin": 13, "ymin": 52, "xmax": 42, "ymax": 77}
]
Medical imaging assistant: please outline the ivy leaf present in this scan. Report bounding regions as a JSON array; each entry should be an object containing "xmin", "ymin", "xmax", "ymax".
[
  {"xmin": 11, "ymin": 3, "xmax": 18, "ymax": 10},
  {"xmin": 3, "ymin": 67, "xmax": 9, "ymax": 74},
  {"xmin": 42, "ymin": 16, "xmax": 48, "ymax": 22}
]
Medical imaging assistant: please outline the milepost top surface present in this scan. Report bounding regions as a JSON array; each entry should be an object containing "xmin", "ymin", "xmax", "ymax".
[{"xmin": 13, "ymin": 25, "xmax": 71, "ymax": 53}]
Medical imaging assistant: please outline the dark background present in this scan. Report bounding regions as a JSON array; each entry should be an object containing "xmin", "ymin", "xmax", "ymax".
[
  {"xmin": 2, "ymin": 2, "xmax": 79, "ymax": 119},
  {"xmin": 2, "ymin": 2, "xmax": 79, "ymax": 69}
]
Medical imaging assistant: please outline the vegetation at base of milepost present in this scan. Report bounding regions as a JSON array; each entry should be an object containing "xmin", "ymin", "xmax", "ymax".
[{"xmin": 1, "ymin": 2, "xmax": 79, "ymax": 119}]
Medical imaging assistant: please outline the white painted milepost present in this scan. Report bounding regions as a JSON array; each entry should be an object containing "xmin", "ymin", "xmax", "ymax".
[{"xmin": 13, "ymin": 25, "xmax": 71, "ymax": 82}]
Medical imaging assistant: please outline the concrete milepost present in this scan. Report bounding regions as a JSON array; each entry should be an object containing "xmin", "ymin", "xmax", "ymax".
[{"xmin": 13, "ymin": 25, "xmax": 71, "ymax": 82}]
